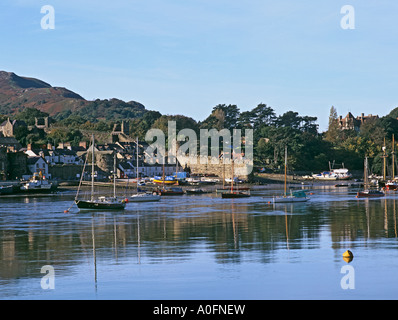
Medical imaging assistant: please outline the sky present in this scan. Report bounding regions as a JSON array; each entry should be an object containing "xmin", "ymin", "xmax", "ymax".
[{"xmin": 1, "ymin": 0, "xmax": 398, "ymax": 132}]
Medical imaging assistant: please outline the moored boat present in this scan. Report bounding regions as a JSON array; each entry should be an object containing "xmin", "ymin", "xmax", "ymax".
[
  {"xmin": 356, "ymin": 157, "xmax": 384, "ymax": 198},
  {"xmin": 0, "ymin": 185, "xmax": 14, "ymax": 195},
  {"xmin": 221, "ymin": 191, "xmax": 250, "ymax": 198},
  {"xmin": 273, "ymin": 147, "xmax": 309, "ymax": 204},
  {"xmin": 153, "ymin": 176, "xmax": 178, "ymax": 185},
  {"xmin": 159, "ymin": 187, "xmax": 184, "ymax": 196},
  {"xmin": 20, "ymin": 173, "xmax": 56, "ymax": 193},
  {"xmin": 76, "ymin": 196, "xmax": 126, "ymax": 210},
  {"xmin": 186, "ymin": 188, "xmax": 212, "ymax": 195},
  {"xmin": 75, "ymin": 135, "xmax": 126, "ymax": 211},
  {"xmin": 130, "ymin": 192, "xmax": 161, "ymax": 202}
]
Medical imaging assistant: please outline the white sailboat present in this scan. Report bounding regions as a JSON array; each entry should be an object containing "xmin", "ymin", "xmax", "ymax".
[
  {"xmin": 130, "ymin": 137, "xmax": 160, "ymax": 202},
  {"xmin": 273, "ymin": 146, "xmax": 309, "ymax": 203}
]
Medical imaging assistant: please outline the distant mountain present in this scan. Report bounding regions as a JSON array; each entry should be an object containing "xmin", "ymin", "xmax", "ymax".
[{"xmin": 0, "ymin": 71, "xmax": 147, "ymax": 120}]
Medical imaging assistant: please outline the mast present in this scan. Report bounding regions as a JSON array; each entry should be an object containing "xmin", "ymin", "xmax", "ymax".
[
  {"xmin": 91, "ymin": 134, "xmax": 95, "ymax": 202},
  {"xmin": 364, "ymin": 156, "xmax": 369, "ymax": 191},
  {"xmin": 284, "ymin": 146, "xmax": 287, "ymax": 197},
  {"xmin": 383, "ymin": 137, "xmax": 386, "ymax": 181},
  {"xmin": 113, "ymin": 151, "xmax": 116, "ymax": 198},
  {"xmin": 393, "ymin": 134, "xmax": 395, "ymax": 179},
  {"xmin": 136, "ymin": 137, "xmax": 139, "ymax": 193},
  {"xmin": 162, "ymin": 155, "xmax": 165, "ymax": 189},
  {"xmin": 231, "ymin": 156, "xmax": 234, "ymax": 192}
]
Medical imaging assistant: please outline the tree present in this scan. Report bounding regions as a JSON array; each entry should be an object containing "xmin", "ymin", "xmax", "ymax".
[
  {"xmin": 276, "ymin": 111, "xmax": 302, "ymax": 129},
  {"xmin": 251, "ymin": 103, "xmax": 276, "ymax": 127},
  {"xmin": 200, "ymin": 104, "xmax": 240, "ymax": 130},
  {"xmin": 324, "ymin": 106, "xmax": 340, "ymax": 143}
]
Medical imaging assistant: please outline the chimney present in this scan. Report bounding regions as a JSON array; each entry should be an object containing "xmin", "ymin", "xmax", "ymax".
[
  {"xmin": 79, "ymin": 141, "xmax": 87, "ymax": 149},
  {"xmin": 27, "ymin": 143, "xmax": 32, "ymax": 151},
  {"xmin": 47, "ymin": 143, "xmax": 52, "ymax": 150}
]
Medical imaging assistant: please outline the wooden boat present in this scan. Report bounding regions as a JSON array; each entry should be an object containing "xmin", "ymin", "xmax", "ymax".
[
  {"xmin": 186, "ymin": 188, "xmax": 211, "ymax": 194},
  {"xmin": 273, "ymin": 147, "xmax": 309, "ymax": 204},
  {"xmin": 159, "ymin": 187, "xmax": 184, "ymax": 196},
  {"xmin": 356, "ymin": 157, "xmax": 384, "ymax": 198},
  {"xmin": 357, "ymin": 190, "xmax": 384, "ymax": 198},
  {"xmin": 216, "ymin": 187, "xmax": 250, "ymax": 193},
  {"xmin": 75, "ymin": 135, "xmax": 126, "ymax": 211},
  {"xmin": 221, "ymin": 191, "xmax": 250, "ymax": 198},
  {"xmin": 221, "ymin": 157, "xmax": 250, "ymax": 198}
]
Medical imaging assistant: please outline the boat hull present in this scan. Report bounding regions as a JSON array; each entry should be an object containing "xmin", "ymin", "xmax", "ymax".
[
  {"xmin": 356, "ymin": 191, "xmax": 384, "ymax": 198},
  {"xmin": 129, "ymin": 194, "xmax": 161, "ymax": 202},
  {"xmin": 75, "ymin": 200, "xmax": 126, "ymax": 210},
  {"xmin": 0, "ymin": 185, "xmax": 14, "ymax": 195},
  {"xmin": 221, "ymin": 192, "xmax": 250, "ymax": 198},
  {"xmin": 160, "ymin": 191, "xmax": 184, "ymax": 196},
  {"xmin": 273, "ymin": 196, "xmax": 309, "ymax": 203}
]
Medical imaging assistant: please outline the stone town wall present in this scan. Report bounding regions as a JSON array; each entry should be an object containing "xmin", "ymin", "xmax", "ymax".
[{"xmin": 178, "ymin": 156, "xmax": 252, "ymax": 180}]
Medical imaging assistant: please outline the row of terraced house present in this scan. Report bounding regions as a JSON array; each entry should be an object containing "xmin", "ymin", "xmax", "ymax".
[{"xmin": 0, "ymin": 137, "xmax": 182, "ymax": 181}]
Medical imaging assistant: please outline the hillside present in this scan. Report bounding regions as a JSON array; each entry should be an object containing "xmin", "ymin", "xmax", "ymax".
[{"xmin": 0, "ymin": 71, "xmax": 147, "ymax": 120}]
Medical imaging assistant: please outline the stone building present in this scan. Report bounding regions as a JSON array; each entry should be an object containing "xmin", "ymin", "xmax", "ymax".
[
  {"xmin": 0, "ymin": 147, "xmax": 7, "ymax": 180},
  {"xmin": 0, "ymin": 118, "xmax": 27, "ymax": 137},
  {"xmin": 111, "ymin": 120, "xmax": 131, "ymax": 143},
  {"xmin": 338, "ymin": 112, "xmax": 379, "ymax": 132}
]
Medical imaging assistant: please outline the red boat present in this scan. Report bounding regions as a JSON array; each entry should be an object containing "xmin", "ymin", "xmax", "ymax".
[
  {"xmin": 356, "ymin": 190, "xmax": 384, "ymax": 198},
  {"xmin": 385, "ymin": 181, "xmax": 398, "ymax": 191}
]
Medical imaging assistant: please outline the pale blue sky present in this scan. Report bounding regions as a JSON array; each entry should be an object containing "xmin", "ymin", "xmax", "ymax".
[{"xmin": 1, "ymin": 0, "xmax": 398, "ymax": 131}]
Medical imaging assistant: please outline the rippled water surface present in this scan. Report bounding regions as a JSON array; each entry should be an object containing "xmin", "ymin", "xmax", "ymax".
[{"xmin": 1, "ymin": 185, "xmax": 398, "ymax": 299}]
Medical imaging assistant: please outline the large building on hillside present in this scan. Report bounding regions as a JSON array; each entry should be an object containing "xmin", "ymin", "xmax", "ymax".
[{"xmin": 338, "ymin": 112, "xmax": 379, "ymax": 131}]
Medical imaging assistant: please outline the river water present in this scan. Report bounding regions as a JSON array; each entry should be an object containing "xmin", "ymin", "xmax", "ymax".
[{"xmin": 1, "ymin": 184, "xmax": 398, "ymax": 300}]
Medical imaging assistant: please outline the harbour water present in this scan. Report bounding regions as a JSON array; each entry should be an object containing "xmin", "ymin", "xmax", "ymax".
[{"xmin": 1, "ymin": 184, "xmax": 398, "ymax": 300}]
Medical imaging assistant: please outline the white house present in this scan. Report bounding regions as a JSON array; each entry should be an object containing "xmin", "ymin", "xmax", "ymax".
[{"xmin": 26, "ymin": 156, "xmax": 50, "ymax": 179}]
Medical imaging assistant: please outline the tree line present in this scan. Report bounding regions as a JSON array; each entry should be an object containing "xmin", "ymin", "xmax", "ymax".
[{"xmin": 3, "ymin": 103, "xmax": 398, "ymax": 174}]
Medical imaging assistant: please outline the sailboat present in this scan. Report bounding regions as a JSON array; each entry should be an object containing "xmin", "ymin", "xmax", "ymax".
[
  {"xmin": 75, "ymin": 135, "xmax": 126, "ymax": 210},
  {"xmin": 221, "ymin": 156, "xmax": 250, "ymax": 198},
  {"xmin": 158, "ymin": 155, "xmax": 184, "ymax": 195},
  {"xmin": 357, "ymin": 156, "xmax": 384, "ymax": 198},
  {"xmin": 273, "ymin": 146, "xmax": 309, "ymax": 203},
  {"xmin": 130, "ymin": 137, "xmax": 161, "ymax": 202},
  {"xmin": 385, "ymin": 135, "xmax": 398, "ymax": 191}
]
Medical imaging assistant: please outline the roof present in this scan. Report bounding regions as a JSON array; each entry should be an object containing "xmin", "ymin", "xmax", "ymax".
[{"xmin": 27, "ymin": 156, "xmax": 46, "ymax": 165}]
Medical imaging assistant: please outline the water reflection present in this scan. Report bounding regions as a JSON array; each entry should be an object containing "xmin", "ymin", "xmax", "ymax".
[{"xmin": 1, "ymin": 188, "xmax": 398, "ymax": 298}]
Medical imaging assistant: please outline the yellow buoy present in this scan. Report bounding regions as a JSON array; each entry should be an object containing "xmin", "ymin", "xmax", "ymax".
[{"xmin": 343, "ymin": 250, "xmax": 354, "ymax": 263}]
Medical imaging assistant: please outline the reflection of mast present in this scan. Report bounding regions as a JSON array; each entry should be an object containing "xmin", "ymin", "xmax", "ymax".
[
  {"xmin": 137, "ymin": 212, "xmax": 141, "ymax": 264},
  {"xmin": 365, "ymin": 199, "xmax": 370, "ymax": 240},
  {"xmin": 231, "ymin": 203, "xmax": 237, "ymax": 250},
  {"xmin": 394, "ymin": 200, "xmax": 397, "ymax": 239},
  {"xmin": 285, "ymin": 207, "xmax": 290, "ymax": 250},
  {"xmin": 114, "ymin": 217, "xmax": 118, "ymax": 262},
  {"xmin": 384, "ymin": 198, "xmax": 388, "ymax": 236},
  {"xmin": 91, "ymin": 216, "xmax": 97, "ymax": 293}
]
